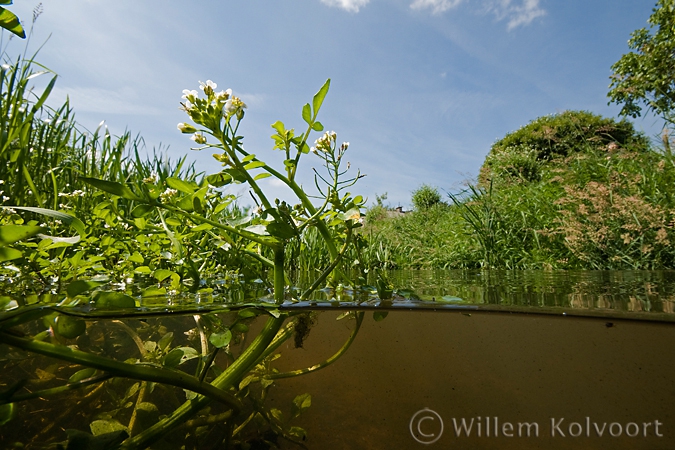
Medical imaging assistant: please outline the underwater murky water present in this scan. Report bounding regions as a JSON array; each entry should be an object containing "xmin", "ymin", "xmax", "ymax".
[{"xmin": 1, "ymin": 270, "xmax": 675, "ymax": 449}]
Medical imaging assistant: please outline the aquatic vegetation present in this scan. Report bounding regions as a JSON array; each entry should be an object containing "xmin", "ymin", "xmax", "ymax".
[{"xmin": 0, "ymin": 51, "xmax": 372, "ymax": 449}]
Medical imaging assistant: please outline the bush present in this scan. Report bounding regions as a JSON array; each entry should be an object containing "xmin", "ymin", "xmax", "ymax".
[
  {"xmin": 479, "ymin": 110, "xmax": 649, "ymax": 185},
  {"xmin": 411, "ymin": 184, "xmax": 442, "ymax": 210}
]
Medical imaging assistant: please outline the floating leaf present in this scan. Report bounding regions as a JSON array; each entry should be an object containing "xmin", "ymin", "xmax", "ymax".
[
  {"xmin": 94, "ymin": 291, "xmax": 136, "ymax": 308},
  {"xmin": 66, "ymin": 280, "xmax": 106, "ymax": 297},
  {"xmin": 373, "ymin": 311, "xmax": 388, "ymax": 322}
]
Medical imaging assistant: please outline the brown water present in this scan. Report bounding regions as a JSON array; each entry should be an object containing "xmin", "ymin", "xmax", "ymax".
[{"xmin": 268, "ymin": 310, "xmax": 675, "ymax": 449}]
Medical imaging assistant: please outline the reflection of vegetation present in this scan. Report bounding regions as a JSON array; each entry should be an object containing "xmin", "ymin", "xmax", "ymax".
[{"xmin": 0, "ymin": 50, "xmax": 372, "ymax": 449}]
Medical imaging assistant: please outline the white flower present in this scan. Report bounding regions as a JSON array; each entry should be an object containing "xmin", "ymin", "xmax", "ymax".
[
  {"xmin": 143, "ymin": 173, "xmax": 158, "ymax": 184},
  {"xmin": 160, "ymin": 188, "xmax": 178, "ymax": 202},
  {"xmin": 182, "ymin": 89, "xmax": 198, "ymax": 100},
  {"xmin": 215, "ymin": 89, "xmax": 232, "ymax": 101},
  {"xmin": 199, "ymin": 80, "xmax": 217, "ymax": 95},
  {"xmin": 191, "ymin": 133, "xmax": 207, "ymax": 144},
  {"xmin": 223, "ymin": 96, "xmax": 247, "ymax": 116}
]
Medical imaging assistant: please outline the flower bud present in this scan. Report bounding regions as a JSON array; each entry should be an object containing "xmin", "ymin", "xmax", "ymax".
[{"xmin": 177, "ymin": 123, "xmax": 197, "ymax": 134}]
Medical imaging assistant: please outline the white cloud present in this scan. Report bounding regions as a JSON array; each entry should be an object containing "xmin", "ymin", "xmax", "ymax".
[
  {"xmin": 320, "ymin": 0, "xmax": 370, "ymax": 13},
  {"xmin": 410, "ymin": 0, "xmax": 464, "ymax": 14},
  {"xmin": 410, "ymin": 0, "xmax": 545, "ymax": 29}
]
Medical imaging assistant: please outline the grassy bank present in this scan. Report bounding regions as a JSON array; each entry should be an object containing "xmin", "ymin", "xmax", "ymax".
[{"xmin": 364, "ymin": 112, "xmax": 675, "ymax": 270}]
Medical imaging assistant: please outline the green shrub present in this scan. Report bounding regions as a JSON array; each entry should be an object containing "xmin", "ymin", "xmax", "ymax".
[
  {"xmin": 411, "ymin": 184, "xmax": 442, "ymax": 210},
  {"xmin": 479, "ymin": 110, "xmax": 649, "ymax": 185}
]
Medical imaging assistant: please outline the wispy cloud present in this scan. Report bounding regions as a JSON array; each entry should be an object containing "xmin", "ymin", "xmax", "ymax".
[
  {"xmin": 485, "ymin": 0, "xmax": 546, "ymax": 30},
  {"xmin": 320, "ymin": 0, "xmax": 370, "ymax": 13},
  {"xmin": 50, "ymin": 86, "xmax": 163, "ymax": 116},
  {"xmin": 410, "ymin": 0, "xmax": 463, "ymax": 14},
  {"xmin": 409, "ymin": 0, "xmax": 545, "ymax": 30}
]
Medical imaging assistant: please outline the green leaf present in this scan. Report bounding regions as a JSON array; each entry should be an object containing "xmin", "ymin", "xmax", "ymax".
[
  {"xmin": 373, "ymin": 311, "xmax": 388, "ymax": 322},
  {"xmin": 158, "ymin": 332, "xmax": 174, "ymax": 351},
  {"xmin": 153, "ymin": 269, "xmax": 176, "ymax": 282},
  {"xmin": 0, "ymin": 225, "xmax": 45, "ymax": 245},
  {"xmin": 0, "ymin": 403, "xmax": 16, "ymax": 426},
  {"xmin": 94, "ymin": 291, "xmax": 136, "ymax": 308},
  {"xmin": 55, "ymin": 315, "xmax": 86, "ymax": 339},
  {"xmin": 166, "ymin": 177, "xmax": 197, "ymax": 194},
  {"xmin": 0, "ymin": 247, "xmax": 22, "ymax": 262},
  {"xmin": 244, "ymin": 160, "xmax": 266, "ymax": 170},
  {"xmin": 0, "ymin": 7, "xmax": 25, "ymax": 39},
  {"xmin": 131, "ymin": 204, "xmax": 154, "ymax": 218},
  {"xmin": 137, "ymin": 402, "xmax": 158, "ymax": 412},
  {"xmin": 225, "ymin": 168, "xmax": 248, "ymax": 183},
  {"xmin": 312, "ymin": 79, "xmax": 330, "ymax": 118},
  {"xmin": 66, "ymin": 280, "xmax": 106, "ymax": 297},
  {"xmin": 312, "ymin": 121, "xmax": 324, "ymax": 131},
  {"xmin": 291, "ymin": 393, "xmax": 312, "ymax": 419},
  {"xmin": 163, "ymin": 347, "xmax": 198, "ymax": 368},
  {"xmin": 90, "ymin": 419, "xmax": 128, "ymax": 436},
  {"xmin": 302, "ymin": 103, "xmax": 312, "ymax": 125},
  {"xmin": 232, "ymin": 323, "xmax": 249, "ymax": 333},
  {"xmin": 206, "ymin": 172, "xmax": 233, "ymax": 187},
  {"xmin": 253, "ymin": 172, "xmax": 271, "ymax": 181},
  {"xmin": 271, "ymin": 120, "xmax": 286, "ymax": 134},
  {"xmin": 238, "ymin": 308, "xmax": 258, "ymax": 319},
  {"xmin": 266, "ymin": 221, "xmax": 296, "ymax": 239},
  {"xmin": 8, "ymin": 207, "xmax": 86, "ymax": 238},
  {"xmin": 242, "ymin": 153, "xmax": 256, "ymax": 163},
  {"xmin": 244, "ymin": 224, "xmax": 269, "ymax": 235},
  {"xmin": 141, "ymin": 287, "xmax": 167, "ymax": 298},
  {"xmin": 209, "ymin": 330, "xmax": 232, "ymax": 348},
  {"xmin": 68, "ymin": 368, "xmax": 97, "ymax": 384},
  {"xmin": 81, "ymin": 177, "xmax": 144, "ymax": 202}
]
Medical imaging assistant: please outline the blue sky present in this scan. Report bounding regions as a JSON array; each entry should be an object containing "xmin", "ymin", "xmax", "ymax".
[{"xmin": 3, "ymin": 0, "xmax": 662, "ymax": 208}]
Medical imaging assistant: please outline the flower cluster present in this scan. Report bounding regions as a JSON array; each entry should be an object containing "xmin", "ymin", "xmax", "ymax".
[
  {"xmin": 311, "ymin": 131, "xmax": 337, "ymax": 154},
  {"xmin": 160, "ymin": 188, "xmax": 178, "ymax": 202},
  {"xmin": 178, "ymin": 80, "xmax": 247, "ymax": 145}
]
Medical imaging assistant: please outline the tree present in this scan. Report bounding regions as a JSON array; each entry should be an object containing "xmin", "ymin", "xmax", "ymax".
[{"xmin": 608, "ymin": 0, "xmax": 675, "ymax": 122}]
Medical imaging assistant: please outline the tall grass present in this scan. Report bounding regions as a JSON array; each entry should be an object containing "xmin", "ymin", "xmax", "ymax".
[{"xmin": 365, "ymin": 136, "xmax": 675, "ymax": 270}]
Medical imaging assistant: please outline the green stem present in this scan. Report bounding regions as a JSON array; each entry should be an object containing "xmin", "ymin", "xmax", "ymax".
[
  {"xmin": 274, "ymin": 247, "xmax": 285, "ymax": 305},
  {"xmin": 270, "ymin": 311, "xmax": 363, "ymax": 380},
  {"xmin": 0, "ymin": 331, "xmax": 243, "ymax": 412},
  {"xmin": 119, "ymin": 315, "xmax": 286, "ymax": 450},
  {"xmin": 2, "ymin": 374, "xmax": 112, "ymax": 403}
]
